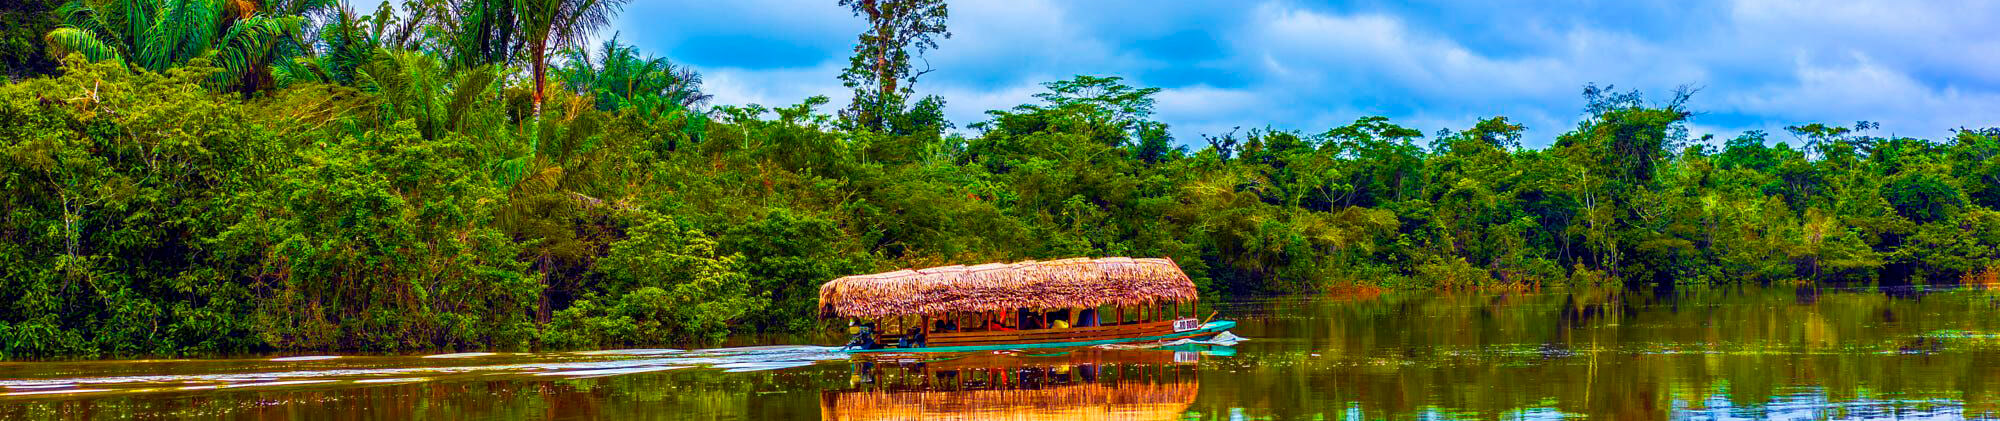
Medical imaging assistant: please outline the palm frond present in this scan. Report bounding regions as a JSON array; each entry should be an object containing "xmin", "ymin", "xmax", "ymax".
[
  {"xmin": 306, "ymin": 7, "xmax": 374, "ymax": 85},
  {"xmin": 44, "ymin": 27, "xmax": 127, "ymax": 64},
  {"xmin": 138, "ymin": 0, "xmax": 225, "ymax": 71},
  {"xmin": 384, "ymin": 0, "xmax": 432, "ymax": 50},
  {"xmin": 446, "ymin": 65, "xmax": 501, "ymax": 132},
  {"xmin": 447, "ymin": 0, "xmax": 518, "ymax": 68},
  {"xmin": 264, "ymin": 0, "xmax": 337, "ymax": 16},
  {"xmin": 550, "ymin": 35, "xmax": 709, "ymax": 118},
  {"xmin": 212, "ymin": 15, "xmax": 305, "ymax": 81},
  {"xmin": 274, "ymin": 56, "xmax": 331, "ymax": 85},
  {"xmin": 50, "ymin": 0, "xmax": 135, "ymax": 62},
  {"xmin": 113, "ymin": 0, "xmax": 157, "ymax": 52}
]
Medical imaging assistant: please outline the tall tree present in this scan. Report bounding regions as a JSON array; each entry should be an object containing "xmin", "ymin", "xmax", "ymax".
[
  {"xmin": 1031, "ymin": 75, "xmax": 1162, "ymax": 146},
  {"xmin": 837, "ymin": 0, "xmax": 948, "ymax": 130},
  {"xmin": 512, "ymin": 0, "xmax": 628, "ymax": 115}
]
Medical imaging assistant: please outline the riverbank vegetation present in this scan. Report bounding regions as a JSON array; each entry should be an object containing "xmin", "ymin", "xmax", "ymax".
[{"xmin": 2, "ymin": 0, "xmax": 1997, "ymax": 358}]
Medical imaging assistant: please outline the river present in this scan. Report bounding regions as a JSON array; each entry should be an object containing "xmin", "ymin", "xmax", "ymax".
[{"xmin": 2, "ymin": 285, "xmax": 1996, "ymax": 420}]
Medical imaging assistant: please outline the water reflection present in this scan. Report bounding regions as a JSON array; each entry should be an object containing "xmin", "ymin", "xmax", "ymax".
[
  {"xmin": 1199, "ymin": 285, "xmax": 2000, "ymax": 420},
  {"xmin": 826, "ymin": 350, "xmax": 1201, "ymax": 421},
  {"xmin": 1, "ymin": 286, "xmax": 1997, "ymax": 420}
]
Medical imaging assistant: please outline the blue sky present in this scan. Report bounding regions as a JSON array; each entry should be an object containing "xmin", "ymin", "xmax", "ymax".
[{"xmin": 600, "ymin": 0, "xmax": 2000, "ymax": 147}]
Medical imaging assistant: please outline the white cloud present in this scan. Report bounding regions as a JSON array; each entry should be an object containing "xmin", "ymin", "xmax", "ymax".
[
  {"xmin": 929, "ymin": 81, "xmax": 1048, "ymax": 129},
  {"xmin": 614, "ymin": 0, "xmax": 2000, "ymax": 146},
  {"xmin": 1216, "ymin": 4, "xmax": 1671, "ymax": 142},
  {"xmin": 1724, "ymin": 52, "xmax": 2000, "ymax": 137},
  {"xmin": 1153, "ymin": 85, "xmax": 1267, "ymax": 139},
  {"xmin": 700, "ymin": 64, "xmax": 849, "ymax": 111},
  {"xmin": 1701, "ymin": 0, "xmax": 2000, "ymax": 137}
]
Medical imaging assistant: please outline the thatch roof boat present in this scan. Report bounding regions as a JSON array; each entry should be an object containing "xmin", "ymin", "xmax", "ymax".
[
  {"xmin": 819, "ymin": 257, "xmax": 1234, "ymax": 353},
  {"xmin": 818, "ymin": 257, "xmax": 1198, "ymax": 319}
]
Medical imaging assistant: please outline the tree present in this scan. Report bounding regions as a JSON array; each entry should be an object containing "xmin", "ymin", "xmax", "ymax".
[
  {"xmin": 973, "ymin": 75, "xmax": 1166, "ymax": 149},
  {"xmin": 554, "ymin": 35, "xmax": 710, "ymax": 118},
  {"xmin": 512, "ymin": 0, "xmax": 629, "ymax": 115},
  {"xmin": 1321, "ymin": 116, "xmax": 1426, "ymax": 208},
  {"xmin": 1714, "ymin": 131, "xmax": 1777, "ymax": 171},
  {"xmin": 42, "ymin": 0, "xmax": 331, "ymax": 93},
  {"xmin": 1549, "ymin": 85, "xmax": 1694, "ymax": 279},
  {"xmin": 1030, "ymin": 75, "xmax": 1163, "ymax": 146},
  {"xmin": 837, "ymin": 0, "xmax": 948, "ymax": 130},
  {"xmin": 1881, "ymin": 173, "xmax": 1963, "ymax": 224},
  {"xmin": 276, "ymin": 0, "xmax": 442, "ymax": 87}
]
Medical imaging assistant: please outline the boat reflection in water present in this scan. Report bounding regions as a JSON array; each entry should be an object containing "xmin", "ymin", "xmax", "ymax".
[{"xmin": 822, "ymin": 348, "xmax": 1208, "ymax": 421}]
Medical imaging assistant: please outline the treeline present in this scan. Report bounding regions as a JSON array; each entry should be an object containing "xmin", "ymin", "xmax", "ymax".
[{"xmin": 3, "ymin": 0, "xmax": 1999, "ymax": 358}]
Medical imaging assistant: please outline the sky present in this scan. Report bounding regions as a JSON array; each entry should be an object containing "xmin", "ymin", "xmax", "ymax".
[{"xmin": 598, "ymin": 0, "xmax": 2000, "ymax": 148}]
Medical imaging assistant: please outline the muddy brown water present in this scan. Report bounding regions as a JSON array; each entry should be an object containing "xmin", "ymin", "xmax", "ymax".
[{"xmin": 2, "ymin": 285, "xmax": 1997, "ymax": 420}]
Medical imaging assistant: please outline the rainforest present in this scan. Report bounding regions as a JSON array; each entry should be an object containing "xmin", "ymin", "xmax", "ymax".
[{"xmin": 2, "ymin": 0, "xmax": 1998, "ymax": 359}]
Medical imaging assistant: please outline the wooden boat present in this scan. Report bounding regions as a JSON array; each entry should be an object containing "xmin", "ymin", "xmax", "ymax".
[{"xmin": 818, "ymin": 257, "xmax": 1236, "ymax": 353}]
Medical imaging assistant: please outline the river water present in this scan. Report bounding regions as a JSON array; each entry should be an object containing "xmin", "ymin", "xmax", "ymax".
[{"xmin": 2, "ymin": 285, "xmax": 1996, "ymax": 420}]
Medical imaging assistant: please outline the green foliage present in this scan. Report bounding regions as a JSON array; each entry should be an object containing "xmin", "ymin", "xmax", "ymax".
[
  {"xmin": 43, "ymin": 0, "xmax": 328, "ymax": 93},
  {"xmin": 581, "ymin": 213, "xmax": 767, "ymax": 344},
  {"xmin": 1882, "ymin": 172, "xmax": 1964, "ymax": 224},
  {"xmin": 555, "ymin": 35, "xmax": 709, "ymax": 118},
  {"xmin": 0, "ymin": 58, "xmax": 272, "ymax": 358},
  {"xmin": 247, "ymin": 120, "xmax": 538, "ymax": 351},
  {"xmin": 1, "ymin": 0, "xmax": 63, "ymax": 79},
  {"xmin": 720, "ymin": 209, "xmax": 870, "ymax": 331}
]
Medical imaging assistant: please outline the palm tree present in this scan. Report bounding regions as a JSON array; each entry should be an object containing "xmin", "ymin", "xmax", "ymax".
[
  {"xmin": 553, "ymin": 35, "xmax": 709, "ymax": 119},
  {"xmin": 278, "ymin": 0, "xmax": 435, "ymax": 87},
  {"xmin": 43, "ymin": 0, "xmax": 333, "ymax": 92},
  {"xmin": 509, "ymin": 0, "xmax": 627, "ymax": 116}
]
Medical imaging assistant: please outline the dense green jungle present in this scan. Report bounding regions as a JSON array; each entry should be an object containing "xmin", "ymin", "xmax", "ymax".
[{"xmin": 1, "ymin": 0, "xmax": 1997, "ymax": 359}]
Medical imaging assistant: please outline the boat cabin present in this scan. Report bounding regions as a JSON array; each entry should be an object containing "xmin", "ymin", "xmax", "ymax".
[{"xmin": 819, "ymin": 257, "xmax": 1217, "ymax": 351}]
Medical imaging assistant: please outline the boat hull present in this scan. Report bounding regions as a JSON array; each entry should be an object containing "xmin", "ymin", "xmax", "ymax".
[{"xmin": 843, "ymin": 320, "xmax": 1237, "ymax": 353}]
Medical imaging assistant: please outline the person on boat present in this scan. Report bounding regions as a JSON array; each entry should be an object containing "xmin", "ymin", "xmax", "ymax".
[
  {"xmin": 1078, "ymin": 308, "xmax": 1099, "ymax": 327},
  {"xmin": 898, "ymin": 326, "xmax": 925, "ymax": 348},
  {"xmin": 985, "ymin": 317, "xmax": 1013, "ymax": 331},
  {"xmin": 842, "ymin": 321, "xmax": 879, "ymax": 350},
  {"xmin": 1018, "ymin": 308, "xmax": 1043, "ymax": 329}
]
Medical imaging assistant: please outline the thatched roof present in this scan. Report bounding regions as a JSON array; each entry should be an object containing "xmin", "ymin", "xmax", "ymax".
[{"xmin": 818, "ymin": 257, "xmax": 1198, "ymax": 319}]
